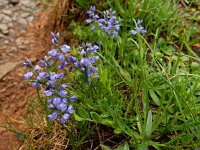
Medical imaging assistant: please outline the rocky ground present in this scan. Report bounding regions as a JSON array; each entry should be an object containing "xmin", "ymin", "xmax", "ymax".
[
  {"xmin": 0, "ymin": 0, "xmax": 36, "ymax": 78},
  {"xmin": 0, "ymin": 0, "xmax": 52, "ymax": 149}
]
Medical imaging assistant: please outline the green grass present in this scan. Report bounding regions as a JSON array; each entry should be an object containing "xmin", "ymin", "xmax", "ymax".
[{"xmin": 16, "ymin": 0, "xmax": 200, "ymax": 149}]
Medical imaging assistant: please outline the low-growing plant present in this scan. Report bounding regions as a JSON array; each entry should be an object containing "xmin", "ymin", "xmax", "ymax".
[{"xmin": 20, "ymin": 1, "xmax": 200, "ymax": 149}]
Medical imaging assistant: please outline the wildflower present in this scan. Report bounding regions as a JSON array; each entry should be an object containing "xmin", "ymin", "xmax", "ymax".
[
  {"xmin": 48, "ymin": 112, "xmax": 58, "ymax": 121},
  {"xmin": 60, "ymin": 84, "xmax": 68, "ymax": 90},
  {"xmin": 86, "ymin": 6, "xmax": 99, "ymax": 24},
  {"xmin": 24, "ymin": 71, "xmax": 33, "ymax": 80},
  {"xmin": 51, "ymin": 32, "xmax": 60, "ymax": 45},
  {"xmin": 23, "ymin": 58, "xmax": 32, "ymax": 67},
  {"xmin": 131, "ymin": 19, "xmax": 147, "ymax": 35},
  {"xmin": 52, "ymin": 97, "xmax": 62, "ymax": 109},
  {"xmin": 32, "ymin": 82, "xmax": 41, "ymax": 89},
  {"xmin": 44, "ymin": 90, "xmax": 54, "ymax": 96},
  {"xmin": 58, "ymin": 90, "xmax": 68, "ymax": 97},
  {"xmin": 48, "ymin": 49, "xmax": 58, "ymax": 57},
  {"xmin": 70, "ymin": 96, "xmax": 77, "ymax": 102},
  {"xmin": 67, "ymin": 105, "xmax": 74, "ymax": 114},
  {"xmin": 33, "ymin": 65, "xmax": 41, "ymax": 71},
  {"xmin": 59, "ymin": 102, "xmax": 67, "ymax": 112},
  {"xmin": 39, "ymin": 56, "xmax": 54, "ymax": 68},
  {"xmin": 60, "ymin": 45, "xmax": 70, "ymax": 53},
  {"xmin": 60, "ymin": 113, "xmax": 70, "ymax": 124},
  {"xmin": 67, "ymin": 56, "xmax": 77, "ymax": 64}
]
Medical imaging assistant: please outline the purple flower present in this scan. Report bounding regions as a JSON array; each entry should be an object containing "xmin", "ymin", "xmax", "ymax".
[
  {"xmin": 32, "ymin": 82, "xmax": 40, "ymax": 89},
  {"xmin": 33, "ymin": 65, "xmax": 41, "ymax": 71},
  {"xmin": 89, "ymin": 56, "xmax": 99, "ymax": 64},
  {"xmin": 60, "ymin": 113, "xmax": 70, "ymax": 124},
  {"xmin": 37, "ymin": 72, "xmax": 47, "ymax": 81},
  {"xmin": 90, "ymin": 67, "xmax": 98, "ymax": 73},
  {"xmin": 48, "ymin": 112, "xmax": 58, "ymax": 121},
  {"xmin": 67, "ymin": 105, "xmax": 74, "ymax": 114},
  {"xmin": 67, "ymin": 56, "xmax": 77, "ymax": 64},
  {"xmin": 23, "ymin": 58, "xmax": 32, "ymax": 67},
  {"xmin": 60, "ymin": 84, "xmax": 68, "ymax": 90},
  {"xmin": 51, "ymin": 32, "xmax": 60, "ymax": 45},
  {"xmin": 131, "ymin": 30, "xmax": 137, "ymax": 35},
  {"xmin": 58, "ymin": 90, "xmax": 68, "ymax": 97},
  {"xmin": 59, "ymin": 102, "xmax": 67, "ymax": 112},
  {"xmin": 58, "ymin": 61, "xmax": 66, "ymax": 69},
  {"xmin": 70, "ymin": 96, "xmax": 77, "ymax": 102},
  {"xmin": 86, "ymin": 19, "xmax": 93, "ymax": 24},
  {"xmin": 80, "ymin": 58, "xmax": 91, "ymax": 67},
  {"xmin": 24, "ymin": 72, "xmax": 33, "ymax": 80},
  {"xmin": 52, "ymin": 97, "xmax": 62, "ymax": 109},
  {"xmin": 131, "ymin": 19, "xmax": 147, "ymax": 35},
  {"xmin": 61, "ymin": 45, "xmax": 70, "ymax": 53},
  {"xmin": 48, "ymin": 49, "xmax": 58, "ymax": 57},
  {"xmin": 44, "ymin": 90, "xmax": 54, "ymax": 96},
  {"xmin": 88, "ymin": 45, "xmax": 99, "ymax": 53},
  {"xmin": 62, "ymin": 98, "xmax": 67, "ymax": 103},
  {"xmin": 56, "ymin": 53, "xmax": 65, "ymax": 62}
]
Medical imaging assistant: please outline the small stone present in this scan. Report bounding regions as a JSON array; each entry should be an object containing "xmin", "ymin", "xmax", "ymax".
[
  {"xmin": 0, "ymin": 61, "xmax": 22, "ymax": 80},
  {"xmin": 27, "ymin": 16, "xmax": 34, "ymax": 23},
  {"xmin": 0, "ymin": 24, "xmax": 8, "ymax": 33},
  {"xmin": 21, "ymin": 12, "xmax": 31, "ymax": 18},
  {"xmin": 4, "ymin": 40, "xmax": 9, "ymax": 44},
  {"xmin": 9, "ymin": 0, "xmax": 20, "ymax": 5},
  {"xmin": 3, "ymin": 15, "xmax": 12, "ymax": 22},
  {"xmin": 8, "ymin": 23, "xmax": 13, "ymax": 28},
  {"xmin": 2, "ymin": 30, "xmax": 9, "ymax": 35},
  {"xmin": 9, "ymin": 29, "xmax": 15, "ymax": 35},
  {"xmin": 2, "ymin": 10, "xmax": 13, "ymax": 16},
  {"xmin": 0, "ymin": 33, "xmax": 4, "ymax": 39},
  {"xmin": 12, "ymin": 16, "xmax": 17, "ymax": 21},
  {"xmin": 18, "ymin": 18, "xmax": 27, "ymax": 25}
]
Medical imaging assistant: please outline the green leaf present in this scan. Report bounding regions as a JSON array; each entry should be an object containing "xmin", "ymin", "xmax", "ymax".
[
  {"xmin": 78, "ymin": 108, "xmax": 90, "ymax": 119},
  {"xmin": 90, "ymin": 112, "xmax": 102, "ymax": 123},
  {"xmin": 115, "ymin": 142, "xmax": 130, "ymax": 150},
  {"xmin": 149, "ymin": 90, "xmax": 160, "ymax": 106},
  {"xmin": 100, "ymin": 144, "xmax": 112, "ymax": 150},
  {"xmin": 145, "ymin": 110, "xmax": 152, "ymax": 137},
  {"xmin": 74, "ymin": 113, "xmax": 84, "ymax": 121}
]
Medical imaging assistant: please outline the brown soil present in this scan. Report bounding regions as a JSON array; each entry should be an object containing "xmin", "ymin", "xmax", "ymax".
[
  {"xmin": 0, "ymin": 5, "xmax": 61, "ymax": 150},
  {"xmin": 0, "ymin": 0, "xmax": 79, "ymax": 148}
]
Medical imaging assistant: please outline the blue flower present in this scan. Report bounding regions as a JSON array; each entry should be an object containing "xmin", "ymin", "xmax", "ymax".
[
  {"xmin": 23, "ymin": 58, "xmax": 32, "ymax": 67},
  {"xmin": 44, "ymin": 90, "xmax": 54, "ymax": 96},
  {"xmin": 51, "ymin": 32, "xmax": 60, "ymax": 45},
  {"xmin": 48, "ymin": 112, "xmax": 58, "ymax": 121},
  {"xmin": 58, "ymin": 90, "xmax": 68, "ymax": 97},
  {"xmin": 59, "ymin": 102, "xmax": 67, "ymax": 112},
  {"xmin": 48, "ymin": 49, "xmax": 58, "ymax": 57},
  {"xmin": 52, "ymin": 97, "xmax": 62, "ymax": 109},
  {"xmin": 131, "ymin": 19, "xmax": 147, "ymax": 35},
  {"xmin": 67, "ymin": 105, "xmax": 74, "ymax": 114},
  {"xmin": 60, "ymin": 113, "xmax": 70, "ymax": 124},
  {"xmin": 80, "ymin": 58, "xmax": 92, "ymax": 67},
  {"xmin": 33, "ymin": 65, "xmax": 41, "ymax": 71},
  {"xmin": 56, "ymin": 53, "xmax": 65, "ymax": 62},
  {"xmin": 32, "ymin": 82, "xmax": 40, "ymax": 89},
  {"xmin": 24, "ymin": 72, "xmax": 33, "ymax": 80},
  {"xmin": 61, "ymin": 45, "xmax": 70, "ymax": 53},
  {"xmin": 67, "ymin": 56, "xmax": 77, "ymax": 64},
  {"xmin": 60, "ymin": 84, "xmax": 68, "ymax": 90},
  {"xmin": 70, "ymin": 96, "xmax": 77, "ymax": 102}
]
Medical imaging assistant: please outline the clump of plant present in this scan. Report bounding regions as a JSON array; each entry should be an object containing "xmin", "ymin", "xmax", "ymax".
[{"xmin": 21, "ymin": 1, "xmax": 200, "ymax": 149}]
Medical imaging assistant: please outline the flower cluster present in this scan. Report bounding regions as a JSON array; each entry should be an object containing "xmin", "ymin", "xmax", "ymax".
[
  {"xmin": 131, "ymin": 19, "xmax": 147, "ymax": 35},
  {"xmin": 23, "ymin": 32, "xmax": 99, "ymax": 124},
  {"xmin": 86, "ymin": 6, "xmax": 120, "ymax": 36},
  {"xmin": 76, "ymin": 42, "xmax": 99, "ymax": 85}
]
